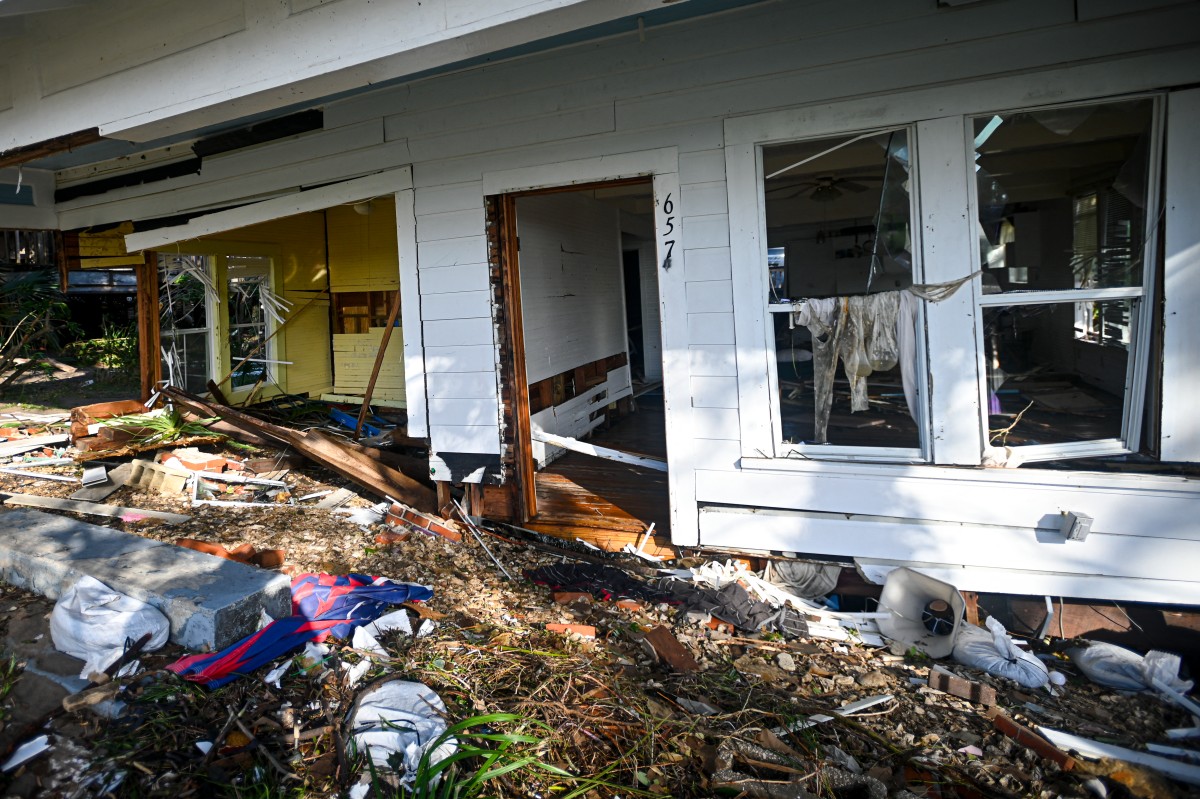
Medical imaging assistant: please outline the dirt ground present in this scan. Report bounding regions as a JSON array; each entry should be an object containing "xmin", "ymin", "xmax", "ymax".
[{"xmin": 0, "ymin": 408, "xmax": 1198, "ymax": 798}]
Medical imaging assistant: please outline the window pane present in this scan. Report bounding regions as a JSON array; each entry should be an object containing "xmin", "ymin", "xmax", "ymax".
[
  {"xmin": 973, "ymin": 99, "xmax": 1154, "ymax": 293},
  {"xmin": 984, "ymin": 299, "xmax": 1133, "ymax": 446},
  {"xmin": 227, "ymin": 265, "xmax": 269, "ymax": 389},
  {"xmin": 763, "ymin": 129, "xmax": 919, "ymax": 448}
]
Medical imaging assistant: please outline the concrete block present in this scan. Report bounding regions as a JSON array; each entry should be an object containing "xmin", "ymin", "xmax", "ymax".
[{"xmin": 0, "ymin": 508, "xmax": 290, "ymax": 651}]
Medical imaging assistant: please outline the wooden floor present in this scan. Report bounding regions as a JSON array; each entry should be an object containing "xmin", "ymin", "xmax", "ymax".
[{"xmin": 526, "ymin": 393, "xmax": 674, "ymax": 557}]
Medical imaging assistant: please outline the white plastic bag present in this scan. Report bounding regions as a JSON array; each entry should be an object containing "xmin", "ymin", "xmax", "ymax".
[
  {"xmin": 49, "ymin": 576, "xmax": 169, "ymax": 679},
  {"xmin": 952, "ymin": 617, "xmax": 1048, "ymax": 689},
  {"xmin": 1068, "ymin": 641, "xmax": 1194, "ymax": 694},
  {"xmin": 347, "ymin": 680, "xmax": 457, "ymax": 786}
]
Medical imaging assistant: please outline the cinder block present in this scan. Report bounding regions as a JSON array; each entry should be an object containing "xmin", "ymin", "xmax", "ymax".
[{"xmin": 0, "ymin": 508, "xmax": 290, "ymax": 651}]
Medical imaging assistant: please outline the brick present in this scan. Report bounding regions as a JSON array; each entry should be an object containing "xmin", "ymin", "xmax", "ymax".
[
  {"xmin": 546, "ymin": 623, "xmax": 596, "ymax": 640},
  {"xmin": 642, "ymin": 626, "xmax": 699, "ymax": 672},
  {"xmin": 614, "ymin": 599, "xmax": 643, "ymax": 611},
  {"xmin": 928, "ymin": 670, "xmax": 997, "ymax": 706},
  {"xmin": 553, "ymin": 591, "xmax": 593, "ymax": 605}
]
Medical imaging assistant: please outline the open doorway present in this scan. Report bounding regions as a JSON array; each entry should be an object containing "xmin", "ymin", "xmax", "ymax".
[{"xmin": 488, "ymin": 179, "xmax": 671, "ymax": 555}]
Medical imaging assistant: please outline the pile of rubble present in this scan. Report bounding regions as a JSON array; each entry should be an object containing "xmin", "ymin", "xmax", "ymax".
[{"xmin": 0, "ymin": 394, "xmax": 1197, "ymax": 798}]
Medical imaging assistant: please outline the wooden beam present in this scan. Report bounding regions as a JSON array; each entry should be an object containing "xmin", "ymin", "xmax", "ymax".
[
  {"xmin": 496, "ymin": 194, "xmax": 538, "ymax": 523},
  {"xmin": 0, "ymin": 128, "xmax": 101, "ymax": 170},
  {"xmin": 160, "ymin": 386, "xmax": 437, "ymax": 512},
  {"xmin": 355, "ymin": 290, "xmax": 402, "ymax": 437},
  {"xmin": 136, "ymin": 252, "xmax": 161, "ymax": 402},
  {"xmin": 531, "ymin": 430, "xmax": 667, "ymax": 472}
]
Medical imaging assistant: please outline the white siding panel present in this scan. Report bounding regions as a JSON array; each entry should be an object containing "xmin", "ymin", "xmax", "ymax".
[
  {"xmin": 426, "ymin": 371, "xmax": 498, "ymax": 399},
  {"xmin": 425, "ymin": 344, "xmax": 496, "ymax": 373},
  {"xmin": 686, "ymin": 312, "xmax": 735, "ymax": 345},
  {"xmin": 693, "ymin": 407, "xmax": 740, "ymax": 440},
  {"xmin": 419, "ymin": 264, "xmax": 490, "ymax": 294},
  {"xmin": 680, "ymin": 181, "xmax": 728, "ymax": 217},
  {"xmin": 423, "ymin": 317, "xmax": 493, "ymax": 347},
  {"xmin": 404, "ymin": 104, "xmax": 615, "ymax": 162},
  {"xmin": 418, "ymin": 236, "xmax": 488, "ymax": 268},
  {"xmin": 691, "ymin": 375, "xmax": 739, "ymax": 409},
  {"xmin": 414, "ymin": 181, "xmax": 484, "ymax": 216},
  {"xmin": 418, "ymin": 208, "xmax": 486, "ymax": 242},
  {"xmin": 691, "ymin": 438, "xmax": 743, "ymax": 471},
  {"xmin": 685, "ymin": 214, "xmax": 730, "ymax": 249},
  {"xmin": 428, "ymin": 397, "xmax": 500, "ymax": 427},
  {"xmin": 421, "ymin": 290, "xmax": 492, "ymax": 321},
  {"xmin": 430, "ymin": 425, "xmax": 501, "ymax": 454},
  {"xmin": 678, "ymin": 149, "xmax": 726, "ymax": 184},
  {"xmin": 685, "ymin": 280, "xmax": 733, "ymax": 313},
  {"xmin": 684, "ymin": 247, "xmax": 731, "ymax": 282},
  {"xmin": 689, "ymin": 344, "xmax": 737, "ymax": 377}
]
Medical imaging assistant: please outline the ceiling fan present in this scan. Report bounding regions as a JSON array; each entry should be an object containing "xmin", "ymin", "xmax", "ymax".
[{"xmin": 765, "ymin": 174, "xmax": 882, "ymax": 201}]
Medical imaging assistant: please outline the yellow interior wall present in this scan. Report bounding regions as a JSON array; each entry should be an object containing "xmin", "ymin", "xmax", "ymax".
[
  {"xmin": 327, "ymin": 198, "xmax": 400, "ymax": 291},
  {"xmin": 193, "ymin": 211, "xmax": 332, "ymax": 398},
  {"xmin": 327, "ymin": 197, "xmax": 405, "ymax": 403}
]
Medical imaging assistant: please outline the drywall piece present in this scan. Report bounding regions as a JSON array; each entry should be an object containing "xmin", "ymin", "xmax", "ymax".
[
  {"xmin": 0, "ymin": 508, "xmax": 289, "ymax": 650},
  {"xmin": 1039, "ymin": 726, "xmax": 1200, "ymax": 786}
]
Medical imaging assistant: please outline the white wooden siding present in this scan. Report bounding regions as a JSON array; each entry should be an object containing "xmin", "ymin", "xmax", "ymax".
[{"xmin": 58, "ymin": 0, "xmax": 1200, "ymax": 590}]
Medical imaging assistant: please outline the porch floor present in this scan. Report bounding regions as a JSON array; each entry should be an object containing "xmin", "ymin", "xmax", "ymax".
[{"xmin": 526, "ymin": 390, "xmax": 674, "ymax": 557}]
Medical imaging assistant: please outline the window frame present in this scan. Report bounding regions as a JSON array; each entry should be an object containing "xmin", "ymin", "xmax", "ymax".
[
  {"xmin": 966, "ymin": 94, "xmax": 1165, "ymax": 463},
  {"xmin": 725, "ymin": 87, "xmax": 1167, "ymax": 470},
  {"xmin": 756, "ymin": 124, "xmax": 931, "ymax": 463}
]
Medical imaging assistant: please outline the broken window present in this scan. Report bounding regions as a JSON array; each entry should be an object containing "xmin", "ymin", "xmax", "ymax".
[
  {"xmin": 158, "ymin": 253, "xmax": 213, "ymax": 395},
  {"xmin": 227, "ymin": 256, "xmax": 271, "ymax": 390},
  {"xmin": 761, "ymin": 128, "xmax": 923, "ymax": 453},
  {"xmin": 973, "ymin": 98, "xmax": 1158, "ymax": 459}
]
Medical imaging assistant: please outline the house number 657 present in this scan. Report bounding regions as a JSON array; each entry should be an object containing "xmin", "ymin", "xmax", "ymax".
[{"xmin": 660, "ymin": 192, "xmax": 676, "ymax": 270}]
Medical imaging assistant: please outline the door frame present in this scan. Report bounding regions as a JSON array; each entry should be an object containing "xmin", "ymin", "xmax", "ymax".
[{"xmin": 482, "ymin": 148, "xmax": 691, "ymax": 538}]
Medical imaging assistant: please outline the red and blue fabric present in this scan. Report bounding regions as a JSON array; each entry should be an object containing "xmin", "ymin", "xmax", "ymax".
[{"xmin": 168, "ymin": 573, "xmax": 432, "ymax": 688}]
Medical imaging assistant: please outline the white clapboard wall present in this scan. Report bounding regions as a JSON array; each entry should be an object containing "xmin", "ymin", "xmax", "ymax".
[{"xmin": 52, "ymin": 0, "xmax": 1200, "ymax": 597}]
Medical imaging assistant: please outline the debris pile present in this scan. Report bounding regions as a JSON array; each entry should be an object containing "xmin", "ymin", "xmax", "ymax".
[{"xmin": 0, "ymin": 393, "xmax": 1198, "ymax": 797}]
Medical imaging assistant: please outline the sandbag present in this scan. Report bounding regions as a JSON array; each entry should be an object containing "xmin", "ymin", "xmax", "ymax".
[
  {"xmin": 346, "ymin": 680, "xmax": 457, "ymax": 786},
  {"xmin": 1067, "ymin": 640, "xmax": 1194, "ymax": 693},
  {"xmin": 952, "ymin": 616, "xmax": 1048, "ymax": 689},
  {"xmin": 49, "ymin": 576, "xmax": 169, "ymax": 679}
]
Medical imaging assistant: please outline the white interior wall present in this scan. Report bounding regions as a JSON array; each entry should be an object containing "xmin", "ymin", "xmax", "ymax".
[
  {"xmin": 516, "ymin": 193, "xmax": 626, "ymax": 384},
  {"xmin": 639, "ymin": 241, "xmax": 663, "ymax": 381}
]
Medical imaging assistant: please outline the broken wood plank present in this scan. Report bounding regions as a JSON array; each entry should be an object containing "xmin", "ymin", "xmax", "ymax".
[
  {"xmin": 928, "ymin": 670, "xmax": 997, "ymax": 706},
  {"xmin": 0, "ymin": 469, "xmax": 76, "ymax": 483},
  {"xmin": 315, "ymin": 487, "xmax": 356, "ymax": 509},
  {"xmin": 70, "ymin": 400, "xmax": 145, "ymax": 440},
  {"xmin": 69, "ymin": 462, "xmax": 133, "ymax": 502},
  {"xmin": 0, "ymin": 434, "xmax": 69, "ymax": 458},
  {"xmin": 0, "ymin": 492, "xmax": 189, "ymax": 524},
  {"xmin": 160, "ymin": 387, "xmax": 436, "ymax": 512},
  {"xmin": 531, "ymin": 429, "xmax": 667, "ymax": 472}
]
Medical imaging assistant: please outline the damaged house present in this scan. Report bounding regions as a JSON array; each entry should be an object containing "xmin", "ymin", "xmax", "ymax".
[{"xmin": 2, "ymin": 0, "xmax": 1199, "ymax": 604}]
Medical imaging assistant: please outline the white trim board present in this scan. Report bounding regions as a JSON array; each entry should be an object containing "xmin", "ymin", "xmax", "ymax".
[
  {"xmin": 854, "ymin": 560, "xmax": 1200, "ymax": 607},
  {"xmin": 396, "ymin": 186, "xmax": 429, "ymax": 439},
  {"xmin": 125, "ymin": 167, "xmax": 414, "ymax": 252},
  {"xmin": 696, "ymin": 506, "xmax": 1200, "ymax": 602}
]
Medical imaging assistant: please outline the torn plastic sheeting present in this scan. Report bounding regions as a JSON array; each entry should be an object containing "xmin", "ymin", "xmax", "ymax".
[
  {"xmin": 50, "ymin": 575, "xmax": 169, "ymax": 680},
  {"xmin": 1, "ymin": 734, "xmax": 50, "ymax": 772},
  {"xmin": 347, "ymin": 680, "xmax": 457, "ymax": 785}
]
